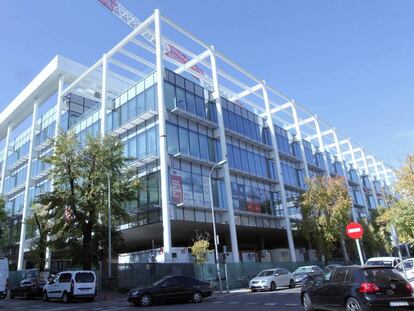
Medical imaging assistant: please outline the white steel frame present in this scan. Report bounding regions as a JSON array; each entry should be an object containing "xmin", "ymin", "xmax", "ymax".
[{"xmin": 0, "ymin": 9, "xmax": 396, "ymax": 268}]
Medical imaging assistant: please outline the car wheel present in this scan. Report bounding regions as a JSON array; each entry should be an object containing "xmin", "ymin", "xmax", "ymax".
[
  {"xmin": 139, "ymin": 293, "xmax": 153, "ymax": 306},
  {"xmin": 9, "ymin": 290, "xmax": 15, "ymax": 299},
  {"xmin": 289, "ymin": 279, "xmax": 295, "ymax": 288},
  {"xmin": 42, "ymin": 291, "xmax": 48, "ymax": 302},
  {"xmin": 270, "ymin": 282, "xmax": 277, "ymax": 291},
  {"xmin": 251, "ymin": 288, "xmax": 257, "ymax": 292},
  {"xmin": 192, "ymin": 291, "xmax": 203, "ymax": 303},
  {"xmin": 62, "ymin": 291, "xmax": 71, "ymax": 303},
  {"xmin": 303, "ymin": 293, "xmax": 314, "ymax": 311},
  {"xmin": 346, "ymin": 297, "xmax": 362, "ymax": 311}
]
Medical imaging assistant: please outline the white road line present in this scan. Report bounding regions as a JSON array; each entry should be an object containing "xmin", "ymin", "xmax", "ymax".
[
  {"xmin": 264, "ymin": 302, "xmax": 279, "ymax": 306},
  {"xmin": 285, "ymin": 303, "xmax": 299, "ymax": 307},
  {"xmin": 245, "ymin": 302, "xmax": 258, "ymax": 305},
  {"xmin": 228, "ymin": 301, "xmax": 240, "ymax": 304},
  {"xmin": 212, "ymin": 301, "xmax": 223, "ymax": 303}
]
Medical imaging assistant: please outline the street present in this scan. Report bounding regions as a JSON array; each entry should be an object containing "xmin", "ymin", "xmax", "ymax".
[{"xmin": 0, "ymin": 288, "xmax": 302, "ymax": 311}]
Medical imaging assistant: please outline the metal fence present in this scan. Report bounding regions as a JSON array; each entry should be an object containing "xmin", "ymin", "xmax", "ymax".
[{"xmin": 10, "ymin": 260, "xmax": 346, "ymax": 292}]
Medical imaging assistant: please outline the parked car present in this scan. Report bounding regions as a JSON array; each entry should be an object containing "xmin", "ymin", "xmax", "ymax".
[
  {"xmin": 324, "ymin": 264, "xmax": 342, "ymax": 270},
  {"xmin": 0, "ymin": 257, "xmax": 8, "ymax": 299},
  {"xmin": 301, "ymin": 265, "xmax": 414, "ymax": 311},
  {"xmin": 42, "ymin": 270, "xmax": 96, "ymax": 303},
  {"xmin": 365, "ymin": 256, "xmax": 400, "ymax": 267},
  {"xmin": 249, "ymin": 268, "xmax": 295, "ymax": 291},
  {"xmin": 128, "ymin": 275, "xmax": 212, "ymax": 306},
  {"xmin": 10, "ymin": 278, "xmax": 47, "ymax": 299},
  {"xmin": 293, "ymin": 265, "xmax": 322, "ymax": 285},
  {"xmin": 395, "ymin": 258, "xmax": 414, "ymax": 286}
]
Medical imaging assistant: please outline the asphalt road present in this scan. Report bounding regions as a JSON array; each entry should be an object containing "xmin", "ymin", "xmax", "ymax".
[{"xmin": 0, "ymin": 288, "xmax": 302, "ymax": 311}]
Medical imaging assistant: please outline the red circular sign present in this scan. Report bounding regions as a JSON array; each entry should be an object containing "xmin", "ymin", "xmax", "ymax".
[{"xmin": 346, "ymin": 222, "xmax": 364, "ymax": 239}]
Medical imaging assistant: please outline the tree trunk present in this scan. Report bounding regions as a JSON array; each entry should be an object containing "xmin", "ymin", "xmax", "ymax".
[
  {"xmin": 82, "ymin": 228, "xmax": 93, "ymax": 270},
  {"xmin": 339, "ymin": 233, "xmax": 350, "ymax": 264}
]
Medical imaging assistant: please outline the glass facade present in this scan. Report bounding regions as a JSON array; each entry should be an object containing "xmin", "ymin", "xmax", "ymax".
[{"xmin": 0, "ymin": 65, "xmax": 392, "ymax": 257}]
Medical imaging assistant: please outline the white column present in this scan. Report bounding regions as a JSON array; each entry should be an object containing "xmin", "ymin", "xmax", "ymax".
[
  {"xmin": 0, "ymin": 124, "xmax": 12, "ymax": 195},
  {"xmin": 370, "ymin": 157, "xmax": 387, "ymax": 207},
  {"xmin": 100, "ymin": 54, "xmax": 108, "ymax": 137},
  {"xmin": 154, "ymin": 9, "xmax": 172, "ymax": 256},
  {"xmin": 262, "ymin": 82, "xmax": 296, "ymax": 262},
  {"xmin": 347, "ymin": 141, "xmax": 370, "ymax": 219},
  {"xmin": 379, "ymin": 162, "xmax": 391, "ymax": 186},
  {"xmin": 291, "ymin": 101, "xmax": 310, "ymax": 179},
  {"xmin": 45, "ymin": 76, "xmax": 65, "ymax": 271},
  {"xmin": 54, "ymin": 76, "xmax": 65, "ymax": 137},
  {"xmin": 360, "ymin": 149, "xmax": 379, "ymax": 209},
  {"xmin": 332, "ymin": 133, "xmax": 359, "ymax": 221},
  {"xmin": 17, "ymin": 100, "xmax": 39, "ymax": 270},
  {"xmin": 314, "ymin": 117, "xmax": 330, "ymax": 176},
  {"xmin": 209, "ymin": 46, "xmax": 240, "ymax": 263}
]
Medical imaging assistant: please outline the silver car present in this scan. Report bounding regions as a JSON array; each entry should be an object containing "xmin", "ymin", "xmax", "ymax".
[{"xmin": 249, "ymin": 268, "xmax": 295, "ymax": 291}]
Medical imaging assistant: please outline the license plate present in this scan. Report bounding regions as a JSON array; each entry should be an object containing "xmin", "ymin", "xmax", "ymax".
[{"xmin": 390, "ymin": 301, "xmax": 409, "ymax": 307}]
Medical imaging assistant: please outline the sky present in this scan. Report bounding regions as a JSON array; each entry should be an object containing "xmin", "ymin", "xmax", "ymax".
[{"xmin": 0, "ymin": 0, "xmax": 413, "ymax": 168}]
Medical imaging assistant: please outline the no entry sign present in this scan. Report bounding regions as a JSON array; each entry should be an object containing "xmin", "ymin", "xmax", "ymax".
[{"xmin": 346, "ymin": 222, "xmax": 364, "ymax": 239}]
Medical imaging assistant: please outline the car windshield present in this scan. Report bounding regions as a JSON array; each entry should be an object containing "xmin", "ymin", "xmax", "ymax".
[
  {"xmin": 294, "ymin": 267, "xmax": 312, "ymax": 274},
  {"xmin": 75, "ymin": 272, "xmax": 95, "ymax": 283},
  {"xmin": 363, "ymin": 268, "xmax": 405, "ymax": 285},
  {"xmin": 366, "ymin": 260, "xmax": 394, "ymax": 267},
  {"xmin": 257, "ymin": 270, "xmax": 274, "ymax": 277}
]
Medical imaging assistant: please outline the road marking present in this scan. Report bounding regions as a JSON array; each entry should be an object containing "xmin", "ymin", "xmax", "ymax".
[
  {"xmin": 212, "ymin": 301, "xmax": 223, "ymax": 303},
  {"xmin": 245, "ymin": 302, "xmax": 257, "ymax": 305},
  {"xmin": 285, "ymin": 303, "xmax": 299, "ymax": 307},
  {"xmin": 92, "ymin": 308, "xmax": 104, "ymax": 310},
  {"xmin": 228, "ymin": 301, "xmax": 240, "ymax": 304},
  {"xmin": 264, "ymin": 302, "xmax": 279, "ymax": 306}
]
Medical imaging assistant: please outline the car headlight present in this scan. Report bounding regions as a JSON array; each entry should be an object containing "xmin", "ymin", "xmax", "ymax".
[{"xmin": 130, "ymin": 290, "xmax": 140, "ymax": 296}]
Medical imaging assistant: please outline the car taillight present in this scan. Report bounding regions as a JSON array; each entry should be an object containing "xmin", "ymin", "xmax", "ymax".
[
  {"xmin": 359, "ymin": 282, "xmax": 380, "ymax": 293},
  {"xmin": 406, "ymin": 283, "xmax": 413, "ymax": 294}
]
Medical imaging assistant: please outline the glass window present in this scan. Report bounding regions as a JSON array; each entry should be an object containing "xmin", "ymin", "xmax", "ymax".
[
  {"xmin": 333, "ymin": 269, "xmax": 347, "ymax": 283},
  {"xmin": 176, "ymin": 87, "xmax": 186, "ymax": 110},
  {"xmin": 199, "ymin": 134, "xmax": 209, "ymax": 161},
  {"xmin": 189, "ymin": 131, "xmax": 200, "ymax": 158},
  {"xmin": 186, "ymin": 92, "xmax": 196, "ymax": 114},
  {"xmin": 195, "ymin": 96, "xmax": 205, "ymax": 118},
  {"xmin": 136, "ymin": 92, "xmax": 145, "ymax": 115},
  {"xmin": 137, "ymin": 132, "xmax": 146, "ymax": 158},
  {"xmin": 179, "ymin": 127, "xmax": 190, "ymax": 155},
  {"xmin": 58, "ymin": 273, "xmax": 72, "ymax": 283},
  {"xmin": 167, "ymin": 123, "xmax": 179, "ymax": 155},
  {"xmin": 164, "ymin": 82, "xmax": 176, "ymax": 110},
  {"xmin": 145, "ymin": 85, "xmax": 156, "ymax": 110},
  {"xmin": 147, "ymin": 126, "xmax": 156, "ymax": 156}
]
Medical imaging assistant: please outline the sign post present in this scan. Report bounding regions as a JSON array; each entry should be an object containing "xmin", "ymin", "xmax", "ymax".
[
  {"xmin": 346, "ymin": 222, "xmax": 364, "ymax": 265},
  {"xmin": 391, "ymin": 225, "xmax": 407, "ymax": 279}
]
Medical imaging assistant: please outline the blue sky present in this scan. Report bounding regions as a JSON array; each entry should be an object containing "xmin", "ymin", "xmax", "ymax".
[{"xmin": 1, "ymin": 0, "xmax": 413, "ymax": 168}]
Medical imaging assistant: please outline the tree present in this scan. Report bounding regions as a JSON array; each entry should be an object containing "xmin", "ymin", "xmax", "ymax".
[
  {"xmin": 27, "ymin": 204, "xmax": 50, "ymax": 272},
  {"xmin": 396, "ymin": 154, "xmax": 414, "ymax": 199},
  {"xmin": 299, "ymin": 176, "xmax": 353, "ymax": 265},
  {"xmin": 0, "ymin": 196, "xmax": 6, "ymax": 253},
  {"xmin": 38, "ymin": 131, "xmax": 140, "ymax": 269},
  {"xmin": 190, "ymin": 231, "xmax": 211, "ymax": 265}
]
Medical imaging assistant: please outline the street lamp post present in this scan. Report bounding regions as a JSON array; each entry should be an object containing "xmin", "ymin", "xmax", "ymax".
[{"xmin": 209, "ymin": 159, "xmax": 227, "ymax": 294}]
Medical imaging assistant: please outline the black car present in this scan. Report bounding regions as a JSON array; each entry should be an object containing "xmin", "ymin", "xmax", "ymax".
[
  {"xmin": 301, "ymin": 266, "xmax": 414, "ymax": 311},
  {"xmin": 10, "ymin": 278, "xmax": 47, "ymax": 300},
  {"xmin": 128, "ymin": 275, "xmax": 212, "ymax": 306}
]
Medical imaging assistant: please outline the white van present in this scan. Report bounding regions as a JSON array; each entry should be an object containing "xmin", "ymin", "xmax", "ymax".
[
  {"xmin": 42, "ymin": 270, "xmax": 96, "ymax": 303},
  {"xmin": 0, "ymin": 257, "xmax": 9, "ymax": 299},
  {"xmin": 365, "ymin": 256, "xmax": 401, "ymax": 267}
]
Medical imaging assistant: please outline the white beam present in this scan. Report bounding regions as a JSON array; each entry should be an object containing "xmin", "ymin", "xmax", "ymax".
[
  {"xmin": 228, "ymin": 83, "xmax": 262, "ymax": 102},
  {"xmin": 0, "ymin": 124, "xmax": 12, "ymax": 194},
  {"xmin": 174, "ymin": 49, "xmax": 210, "ymax": 75},
  {"xmin": 17, "ymin": 99, "xmax": 39, "ymax": 270}
]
